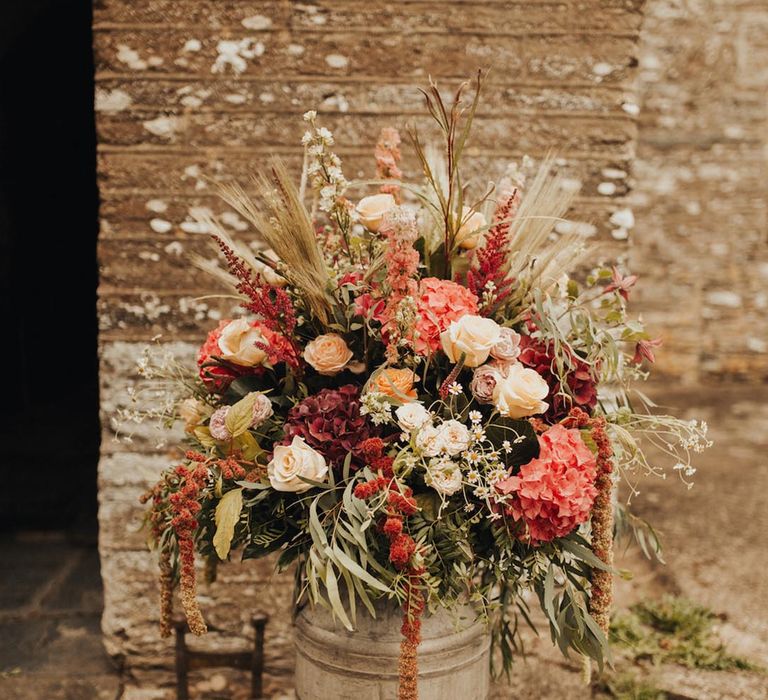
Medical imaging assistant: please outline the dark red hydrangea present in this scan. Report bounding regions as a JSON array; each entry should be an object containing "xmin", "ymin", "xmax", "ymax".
[
  {"xmin": 281, "ymin": 385, "xmax": 380, "ymax": 471},
  {"xmin": 518, "ymin": 336, "xmax": 598, "ymax": 423}
]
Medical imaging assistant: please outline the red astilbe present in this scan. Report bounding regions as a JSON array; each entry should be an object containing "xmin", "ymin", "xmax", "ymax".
[
  {"xmin": 213, "ymin": 235, "xmax": 300, "ymax": 367},
  {"xmin": 467, "ymin": 187, "xmax": 521, "ymax": 314},
  {"xmin": 375, "ymin": 127, "xmax": 403, "ymax": 200}
]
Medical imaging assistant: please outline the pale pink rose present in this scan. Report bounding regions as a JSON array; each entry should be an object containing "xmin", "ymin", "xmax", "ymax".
[
  {"xmin": 490, "ymin": 327, "xmax": 522, "ymax": 363},
  {"xmin": 209, "ymin": 406, "xmax": 231, "ymax": 440},
  {"xmin": 470, "ymin": 364, "xmax": 503, "ymax": 404},
  {"xmin": 303, "ymin": 333, "xmax": 354, "ymax": 375},
  {"xmin": 250, "ymin": 393, "xmax": 274, "ymax": 428}
]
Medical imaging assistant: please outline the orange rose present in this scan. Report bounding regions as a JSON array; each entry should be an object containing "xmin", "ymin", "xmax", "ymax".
[{"xmin": 372, "ymin": 368, "xmax": 418, "ymax": 399}]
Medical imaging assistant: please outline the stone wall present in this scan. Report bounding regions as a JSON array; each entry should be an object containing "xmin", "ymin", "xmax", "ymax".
[
  {"xmin": 632, "ymin": 0, "xmax": 768, "ymax": 382},
  {"xmin": 93, "ymin": 1, "xmax": 647, "ymax": 693}
]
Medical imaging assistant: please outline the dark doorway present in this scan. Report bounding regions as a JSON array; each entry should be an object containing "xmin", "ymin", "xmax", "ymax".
[{"xmin": 0, "ymin": 0, "xmax": 99, "ymax": 534}]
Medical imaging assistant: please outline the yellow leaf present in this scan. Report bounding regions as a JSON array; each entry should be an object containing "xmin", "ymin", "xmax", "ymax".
[
  {"xmin": 225, "ymin": 393, "xmax": 258, "ymax": 437},
  {"xmin": 213, "ymin": 488, "xmax": 243, "ymax": 560},
  {"xmin": 235, "ymin": 431, "xmax": 263, "ymax": 461},
  {"xmin": 193, "ymin": 426, "xmax": 217, "ymax": 448}
]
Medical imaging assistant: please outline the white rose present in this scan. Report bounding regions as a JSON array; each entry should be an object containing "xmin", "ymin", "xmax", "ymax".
[
  {"xmin": 426, "ymin": 459, "xmax": 463, "ymax": 496},
  {"xmin": 268, "ymin": 436, "xmax": 329, "ymax": 493},
  {"xmin": 492, "ymin": 363, "xmax": 549, "ymax": 419},
  {"xmin": 437, "ymin": 420, "xmax": 471, "ymax": 456},
  {"xmin": 395, "ymin": 403, "xmax": 432, "ymax": 433},
  {"xmin": 456, "ymin": 206, "xmax": 487, "ymax": 250},
  {"xmin": 356, "ymin": 193, "xmax": 397, "ymax": 232},
  {"xmin": 218, "ymin": 318, "xmax": 268, "ymax": 367},
  {"xmin": 440, "ymin": 315, "xmax": 502, "ymax": 367},
  {"xmin": 415, "ymin": 424, "xmax": 444, "ymax": 457}
]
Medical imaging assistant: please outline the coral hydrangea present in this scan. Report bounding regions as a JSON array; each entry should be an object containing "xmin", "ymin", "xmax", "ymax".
[
  {"xmin": 496, "ymin": 424, "xmax": 598, "ymax": 543},
  {"xmin": 413, "ymin": 278, "xmax": 479, "ymax": 355},
  {"xmin": 280, "ymin": 385, "xmax": 380, "ymax": 471}
]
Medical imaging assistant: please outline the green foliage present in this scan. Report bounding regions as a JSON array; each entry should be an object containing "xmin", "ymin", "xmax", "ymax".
[{"xmin": 596, "ymin": 671, "xmax": 668, "ymax": 700}]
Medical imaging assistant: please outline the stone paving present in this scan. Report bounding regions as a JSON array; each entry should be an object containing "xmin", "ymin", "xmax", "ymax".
[{"xmin": 1, "ymin": 385, "xmax": 767, "ymax": 699}]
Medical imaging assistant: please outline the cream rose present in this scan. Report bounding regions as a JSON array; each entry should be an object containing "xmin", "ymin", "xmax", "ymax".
[
  {"xmin": 492, "ymin": 363, "xmax": 549, "ymax": 419},
  {"xmin": 356, "ymin": 193, "xmax": 397, "ymax": 232},
  {"xmin": 426, "ymin": 459, "xmax": 463, "ymax": 496},
  {"xmin": 303, "ymin": 333, "xmax": 354, "ymax": 376},
  {"xmin": 268, "ymin": 437, "xmax": 329, "ymax": 493},
  {"xmin": 218, "ymin": 318, "xmax": 268, "ymax": 367},
  {"xmin": 395, "ymin": 403, "xmax": 432, "ymax": 433},
  {"xmin": 437, "ymin": 420, "xmax": 471, "ymax": 456},
  {"xmin": 415, "ymin": 424, "xmax": 444, "ymax": 457},
  {"xmin": 440, "ymin": 315, "xmax": 502, "ymax": 367},
  {"xmin": 456, "ymin": 206, "xmax": 487, "ymax": 250}
]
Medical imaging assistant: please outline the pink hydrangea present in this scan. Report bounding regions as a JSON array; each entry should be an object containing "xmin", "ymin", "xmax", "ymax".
[
  {"xmin": 495, "ymin": 424, "xmax": 598, "ymax": 544},
  {"xmin": 413, "ymin": 278, "xmax": 479, "ymax": 355}
]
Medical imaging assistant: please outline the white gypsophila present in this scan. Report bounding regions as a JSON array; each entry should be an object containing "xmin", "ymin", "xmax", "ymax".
[
  {"xmin": 425, "ymin": 458, "xmax": 463, "ymax": 496},
  {"xmin": 415, "ymin": 424, "xmax": 444, "ymax": 457},
  {"xmin": 437, "ymin": 420, "xmax": 471, "ymax": 456},
  {"xmin": 360, "ymin": 391, "xmax": 392, "ymax": 425},
  {"xmin": 395, "ymin": 402, "xmax": 432, "ymax": 433}
]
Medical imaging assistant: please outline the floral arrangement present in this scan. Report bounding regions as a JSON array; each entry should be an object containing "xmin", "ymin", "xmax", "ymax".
[{"xmin": 136, "ymin": 74, "xmax": 710, "ymax": 698}]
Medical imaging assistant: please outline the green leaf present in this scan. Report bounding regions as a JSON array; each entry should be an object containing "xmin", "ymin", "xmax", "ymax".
[
  {"xmin": 325, "ymin": 563, "xmax": 353, "ymax": 631},
  {"xmin": 213, "ymin": 488, "xmax": 243, "ymax": 560},
  {"xmin": 560, "ymin": 538, "xmax": 611, "ymax": 572},
  {"xmin": 331, "ymin": 544, "xmax": 390, "ymax": 593},
  {"xmin": 225, "ymin": 393, "xmax": 259, "ymax": 437}
]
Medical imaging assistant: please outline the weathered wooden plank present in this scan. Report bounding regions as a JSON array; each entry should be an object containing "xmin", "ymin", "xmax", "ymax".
[
  {"xmin": 94, "ymin": 78, "xmax": 629, "ymax": 116},
  {"xmin": 95, "ymin": 110, "xmax": 636, "ymax": 158},
  {"xmin": 95, "ymin": 151, "xmax": 635, "ymax": 196},
  {"xmin": 93, "ymin": 0, "xmax": 643, "ymax": 35},
  {"xmin": 93, "ymin": 29, "xmax": 639, "ymax": 85}
]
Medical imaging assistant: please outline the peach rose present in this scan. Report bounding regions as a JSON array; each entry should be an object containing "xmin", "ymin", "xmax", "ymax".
[
  {"xmin": 440, "ymin": 314, "xmax": 502, "ymax": 367},
  {"xmin": 493, "ymin": 362, "xmax": 549, "ymax": 419},
  {"xmin": 356, "ymin": 193, "xmax": 397, "ymax": 232},
  {"xmin": 372, "ymin": 368, "xmax": 418, "ymax": 400},
  {"xmin": 303, "ymin": 333, "xmax": 354, "ymax": 376},
  {"xmin": 217, "ymin": 318, "xmax": 268, "ymax": 367},
  {"xmin": 456, "ymin": 206, "xmax": 487, "ymax": 250}
]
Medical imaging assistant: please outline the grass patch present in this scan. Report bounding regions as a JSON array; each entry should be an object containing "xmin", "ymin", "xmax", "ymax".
[
  {"xmin": 595, "ymin": 671, "xmax": 668, "ymax": 700},
  {"xmin": 610, "ymin": 596, "xmax": 762, "ymax": 672}
]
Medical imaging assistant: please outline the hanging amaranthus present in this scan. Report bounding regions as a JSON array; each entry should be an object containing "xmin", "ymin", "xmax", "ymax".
[
  {"xmin": 353, "ymin": 443, "xmax": 425, "ymax": 700},
  {"xmin": 562, "ymin": 408, "xmax": 615, "ymax": 635}
]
